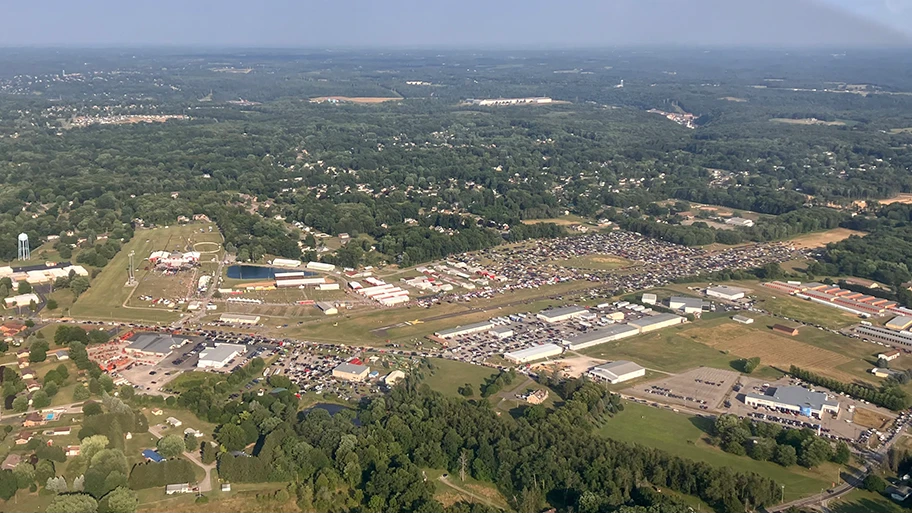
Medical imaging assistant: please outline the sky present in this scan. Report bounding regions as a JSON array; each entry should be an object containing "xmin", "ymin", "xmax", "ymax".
[{"xmin": 1, "ymin": 0, "xmax": 910, "ymax": 48}]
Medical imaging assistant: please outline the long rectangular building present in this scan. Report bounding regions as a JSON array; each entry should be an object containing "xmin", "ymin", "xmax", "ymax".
[
  {"xmin": 855, "ymin": 325, "xmax": 912, "ymax": 347},
  {"xmin": 435, "ymin": 321, "xmax": 495, "ymax": 339},
  {"xmin": 628, "ymin": 313, "xmax": 684, "ymax": 333},
  {"xmin": 562, "ymin": 324, "xmax": 639, "ymax": 350},
  {"xmin": 504, "ymin": 344, "xmax": 563, "ymax": 364},
  {"xmin": 588, "ymin": 360, "xmax": 646, "ymax": 384},
  {"xmin": 744, "ymin": 385, "xmax": 839, "ymax": 418},
  {"xmin": 536, "ymin": 306, "xmax": 588, "ymax": 323}
]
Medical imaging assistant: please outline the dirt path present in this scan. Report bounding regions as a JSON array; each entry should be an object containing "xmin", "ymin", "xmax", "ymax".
[{"xmin": 438, "ymin": 476, "xmax": 503, "ymax": 510}]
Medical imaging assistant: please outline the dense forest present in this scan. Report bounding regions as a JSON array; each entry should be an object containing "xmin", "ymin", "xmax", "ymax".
[{"xmin": 1, "ymin": 49, "xmax": 912, "ymax": 266}]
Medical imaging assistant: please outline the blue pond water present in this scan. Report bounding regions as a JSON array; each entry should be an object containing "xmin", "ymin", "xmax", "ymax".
[{"xmin": 226, "ymin": 265, "xmax": 314, "ymax": 280}]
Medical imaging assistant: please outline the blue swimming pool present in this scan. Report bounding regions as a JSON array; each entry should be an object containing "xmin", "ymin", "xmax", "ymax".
[{"xmin": 226, "ymin": 265, "xmax": 315, "ymax": 280}]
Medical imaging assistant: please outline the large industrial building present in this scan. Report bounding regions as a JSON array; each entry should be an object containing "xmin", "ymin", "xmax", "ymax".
[
  {"xmin": 3, "ymin": 293, "xmax": 40, "ymax": 308},
  {"xmin": 306, "ymin": 261, "xmax": 336, "ymax": 272},
  {"xmin": 125, "ymin": 333, "xmax": 189, "ymax": 358},
  {"xmin": 587, "ymin": 360, "xmax": 646, "ymax": 384},
  {"xmin": 706, "ymin": 285, "xmax": 747, "ymax": 301},
  {"xmin": 668, "ymin": 296, "xmax": 706, "ymax": 314},
  {"xmin": 628, "ymin": 313, "xmax": 684, "ymax": 333},
  {"xmin": 536, "ymin": 306, "xmax": 588, "ymax": 323},
  {"xmin": 435, "ymin": 321, "xmax": 495, "ymax": 339},
  {"xmin": 562, "ymin": 324, "xmax": 639, "ymax": 350},
  {"xmin": 743, "ymin": 385, "xmax": 839, "ymax": 418},
  {"xmin": 272, "ymin": 258, "xmax": 301, "ymax": 268},
  {"xmin": 332, "ymin": 363, "xmax": 370, "ymax": 382},
  {"xmin": 489, "ymin": 326, "xmax": 514, "ymax": 339},
  {"xmin": 504, "ymin": 344, "xmax": 563, "ymax": 364},
  {"xmin": 197, "ymin": 343, "xmax": 246, "ymax": 369},
  {"xmin": 316, "ymin": 302, "xmax": 338, "ymax": 315},
  {"xmin": 219, "ymin": 313, "xmax": 261, "ymax": 325},
  {"xmin": 886, "ymin": 316, "xmax": 912, "ymax": 331},
  {"xmin": 855, "ymin": 325, "xmax": 912, "ymax": 347}
]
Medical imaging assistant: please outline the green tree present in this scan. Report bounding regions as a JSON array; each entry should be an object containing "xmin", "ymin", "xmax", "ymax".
[
  {"xmin": 12, "ymin": 395, "xmax": 28, "ymax": 412},
  {"xmin": 46, "ymin": 298, "xmax": 58, "ymax": 310},
  {"xmin": 215, "ymin": 424, "xmax": 247, "ymax": 452},
  {"xmin": 13, "ymin": 461, "xmax": 36, "ymax": 489},
  {"xmin": 458, "ymin": 383, "xmax": 474, "ymax": 397},
  {"xmin": 71, "ymin": 276, "xmax": 90, "ymax": 297},
  {"xmin": 774, "ymin": 444, "xmax": 798, "ymax": 467},
  {"xmin": 29, "ymin": 340, "xmax": 49, "ymax": 363},
  {"xmin": 99, "ymin": 486, "xmax": 137, "ymax": 513},
  {"xmin": 46, "ymin": 493, "xmax": 98, "ymax": 513},
  {"xmin": 80, "ymin": 435, "xmax": 110, "ymax": 462},
  {"xmin": 157, "ymin": 434, "xmax": 186, "ymax": 459},
  {"xmin": 201, "ymin": 442, "xmax": 218, "ymax": 465},
  {"xmin": 73, "ymin": 383, "xmax": 91, "ymax": 401},
  {"xmin": 17, "ymin": 281, "xmax": 32, "ymax": 294},
  {"xmin": 863, "ymin": 474, "xmax": 887, "ymax": 493},
  {"xmin": 31, "ymin": 390, "xmax": 51, "ymax": 409}
]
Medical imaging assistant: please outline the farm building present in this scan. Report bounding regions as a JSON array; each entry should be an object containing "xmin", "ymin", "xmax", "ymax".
[
  {"xmin": 732, "ymin": 315, "xmax": 754, "ymax": 324},
  {"xmin": 668, "ymin": 296, "xmax": 706, "ymax": 314},
  {"xmin": 641, "ymin": 293, "xmax": 657, "ymax": 305},
  {"xmin": 855, "ymin": 325, "xmax": 912, "ymax": 346},
  {"xmin": 628, "ymin": 313, "xmax": 684, "ymax": 333},
  {"xmin": 435, "ymin": 321, "xmax": 495, "ymax": 339},
  {"xmin": 197, "ymin": 343, "xmax": 246, "ymax": 369},
  {"xmin": 562, "ymin": 324, "xmax": 639, "ymax": 350},
  {"xmin": 489, "ymin": 327, "xmax": 514, "ymax": 339},
  {"xmin": 772, "ymin": 324, "xmax": 799, "ymax": 336},
  {"xmin": 536, "ymin": 306, "xmax": 588, "ymax": 323},
  {"xmin": 332, "ymin": 363, "xmax": 370, "ymax": 382},
  {"xmin": 272, "ymin": 258, "xmax": 302, "ymax": 268},
  {"xmin": 878, "ymin": 349, "xmax": 902, "ymax": 361},
  {"xmin": 588, "ymin": 360, "xmax": 646, "ymax": 384},
  {"xmin": 706, "ymin": 285, "xmax": 747, "ymax": 301},
  {"xmin": 743, "ymin": 386, "xmax": 839, "ymax": 417},
  {"xmin": 384, "ymin": 370, "xmax": 405, "ymax": 385},
  {"xmin": 316, "ymin": 302, "xmax": 338, "ymax": 316},
  {"xmin": 306, "ymin": 261, "xmax": 336, "ymax": 272},
  {"xmin": 504, "ymin": 344, "xmax": 563, "ymax": 364},
  {"xmin": 886, "ymin": 316, "xmax": 912, "ymax": 331},
  {"xmin": 219, "ymin": 313, "xmax": 260, "ymax": 325},
  {"xmin": 125, "ymin": 333, "xmax": 189, "ymax": 358},
  {"xmin": 318, "ymin": 283, "xmax": 340, "ymax": 291},
  {"xmin": 3, "ymin": 293, "xmax": 39, "ymax": 308},
  {"xmin": 872, "ymin": 368, "xmax": 902, "ymax": 379}
]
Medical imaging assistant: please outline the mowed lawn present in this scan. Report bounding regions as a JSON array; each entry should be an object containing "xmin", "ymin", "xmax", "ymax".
[
  {"xmin": 831, "ymin": 489, "xmax": 907, "ymax": 513},
  {"xmin": 71, "ymin": 223, "xmax": 221, "ymax": 324},
  {"xmin": 600, "ymin": 402, "xmax": 837, "ymax": 499},
  {"xmin": 422, "ymin": 358, "xmax": 498, "ymax": 398}
]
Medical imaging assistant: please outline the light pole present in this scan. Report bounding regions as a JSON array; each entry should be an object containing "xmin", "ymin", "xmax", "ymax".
[{"xmin": 781, "ymin": 484, "xmax": 785, "ymax": 503}]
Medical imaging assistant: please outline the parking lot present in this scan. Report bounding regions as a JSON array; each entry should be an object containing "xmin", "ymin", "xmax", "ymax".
[{"xmin": 627, "ymin": 367, "xmax": 741, "ymax": 411}]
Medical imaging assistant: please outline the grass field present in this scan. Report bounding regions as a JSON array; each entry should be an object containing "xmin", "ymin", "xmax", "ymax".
[
  {"xmin": 551, "ymin": 254, "xmax": 634, "ymax": 270},
  {"xmin": 427, "ymin": 468, "xmax": 510, "ymax": 510},
  {"xmin": 70, "ymin": 223, "xmax": 222, "ymax": 324},
  {"xmin": 787, "ymin": 228, "xmax": 866, "ymax": 249},
  {"xmin": 422, "ymin": 358, "xmax": 498, "ymax": 398},
  {"xmin": 831, "ymin": 489, "xmax": 906, "ymax": 512},
  {"xmin": 600, "ymin": 402, "xmax": 839, "ymax": 499}
]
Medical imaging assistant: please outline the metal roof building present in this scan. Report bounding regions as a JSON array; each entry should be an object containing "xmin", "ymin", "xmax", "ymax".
[
  {"xmin": 219, "ymin": 313, "xmax": 261, "ymax": 325},
  {"xmin": 562, "ymin": 324, "xmax": 640, "ymax": 350},
  {"xmin": 126, "ymin": 333, "xmax": 188, "ymax": 356},
  {"xmin": 536, "ymin": 306, "xmax": 589, "ymax": 323},
  {"xmin": 855, "ymin": 325, "xmax": 912, "ymax": 347},
  {"xmin": 886, "ymin": 316, "xmax": 912, "ymax": 331},
  {"xmin": 197, "ymin": 343, "xmax": 246, "ymax": 369},
  {"xmin": 706, "ymin": 285, "xmax": 747, "ymax": 301},
  {"xmin": 628, "ymin": 313, "xmax": 684, "ymax": 333},
  {"xmin": 668, "ymin": 296, "xmax": 706, "ymax": 314},
  {"xmin": 435, "ymin": 321, "xmax": 495, "ymax": 339},
  {"xmin": 588, "ymin": 360, "xmax": 646, "ymax": 384},
  {"xmin": 504, "ymin": 344, "xmax": 563, "ymax": 364},
  {"xmin": 332, "ymin": 363, "xmax": 371, "ymax": 382},
  {"xmin": 744, "ymin": 386, "xmax": 839, "ymax": 417}
]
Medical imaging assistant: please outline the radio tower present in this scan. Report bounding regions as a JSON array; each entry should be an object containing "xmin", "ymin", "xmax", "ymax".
[
  {"xmin": 127, "ymin": 250, "xmax": 136, "ymax": 286},
  {"xmin": 17, "ymin": 233, "xmax": 29, "ymax": 261}
]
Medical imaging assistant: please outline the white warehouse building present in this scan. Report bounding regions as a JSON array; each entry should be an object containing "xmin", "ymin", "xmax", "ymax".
[
  {"xmin": 706, "ymin": 285, "xmax": 747, "ymax": 301},
  {"xmin": 504, "ymin": 344, "xmax": 563, "ymax": 364},
  {"xmin": 536, "ymin": 306, "xmax": 588, "ymax": 323},
  {"xmin": 628, "ymin": 313, "xmax": 684, "ymax": 333},
  {"xmin": 198, "ymin": 343, "xmax": 247, "ymax": 369},
  {"xmin": 435, "ymin": 321, "xmax": 495, "ymax": 339},
  {"xmin": 562, "ymin": 324, "xmax": 639, "ymax": 350},
  {"xmin": 588, "ymin": 360, "xmax": 646, "ymax": 384}
]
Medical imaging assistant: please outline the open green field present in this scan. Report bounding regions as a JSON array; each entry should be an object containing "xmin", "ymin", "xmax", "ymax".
[
  {"xmin": 600, "ymin": 402, "xmax": 840, "ymax": 500},
  {"xmin": 551, "ymin": 254, "xmax": 634, "ymax": 270},
  {"xmin": 831, "ymin": 489, "xmax": 906, "ymax": 512},
  {"xmin": 70, "ymin": 223, "xmax": 222, "ymax": 324},
  {"xmin": 422, "ymin": 358, "xmax": 498, "ymax": 398}
]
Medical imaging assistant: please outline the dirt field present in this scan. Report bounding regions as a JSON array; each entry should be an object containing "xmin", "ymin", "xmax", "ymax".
[
  {"xmin": 787, "ymin": 228, "xmax": 866, "ymax": 248},
  {"xmin": 770, "ymin": 118, "xmax": 847, "ymax": 126},
  {"xmin": 310, "ymin": 96, "xmax": 401, "ymax": 104},
  {"xmin": 684, "ymin": 323, "xmax": 857, "ymax": 382},
  {"xmin": 535, "ymin": 355, "xmax": 607, "ymax": 378},
  {"xmin": 853, "ymin": 407, "xmax": 894, "ymax": 430}
]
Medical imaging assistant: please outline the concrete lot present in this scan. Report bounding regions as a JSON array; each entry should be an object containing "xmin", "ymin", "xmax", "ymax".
[{"xmin": 626, "ymin": 367, "xmax": 740, "ymax": 411}]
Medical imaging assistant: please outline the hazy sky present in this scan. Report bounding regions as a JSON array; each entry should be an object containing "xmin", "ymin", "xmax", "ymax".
[{"xmin": 2, "ymin": 0, "xmax": 910, "ymax": 47}]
